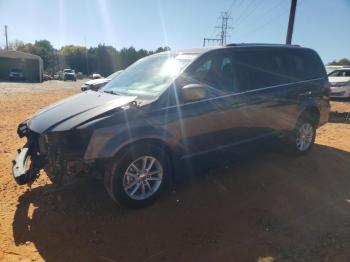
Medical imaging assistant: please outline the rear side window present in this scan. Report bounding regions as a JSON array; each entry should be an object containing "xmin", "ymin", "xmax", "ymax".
[
  {"xmin": 233, "ymin": 49, "xmax": 290, "ymax": 91},
  {"xmin": 232, "ymin": 48, "xmax": 325, "ymax": 91},
  {"xmin": 284, "ymin": 49, "xmax": 325, "ymax": 81}
]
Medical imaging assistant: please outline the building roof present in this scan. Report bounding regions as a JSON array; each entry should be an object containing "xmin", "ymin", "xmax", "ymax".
[{"xmin": 0, "ymin": 50, "xmax": 42, "ymax": 60}]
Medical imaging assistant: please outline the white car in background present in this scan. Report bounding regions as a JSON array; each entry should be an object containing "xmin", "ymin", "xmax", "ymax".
[
  {"xmin": 326, "ymin": 65, "xmax": 347, "ymax": 74},
  {"xmin": 328, "ymin": 68, "xmax": 350, "ymax": 98},
  {"xmin": 81, "ymin": 70, "xmax": 123, "ymax": 91}
]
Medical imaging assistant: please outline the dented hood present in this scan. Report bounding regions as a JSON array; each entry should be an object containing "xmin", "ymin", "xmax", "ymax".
[{"xmin": 28, "ymin": 91, "xmax": 136, "ymax": 133}]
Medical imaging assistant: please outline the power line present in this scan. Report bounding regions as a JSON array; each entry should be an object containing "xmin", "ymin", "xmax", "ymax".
[
  {"xmin": 233, "ymin": 0, "xmax": 289, "ymax": 37},
  {"xmin": 210, "ymin": 17, "xmax": 220, "ymax": 38},
  {"xmin": 233, "ymin": 0, "xmax": 266, "ymax": 28},
  {"xmin": 237, "ymin": 0, "xmax": 305, "ymax": 40},
  {"xmin": 227, "ymin": 0, "xmax": 236, "ymax": 12},
  {"xmin": 235, "ymin": 0, "xmax": 245, "ymax": 11},
  {"xmin": 236, "ymin": 6, "xmax": 290, "ymax": 38},
  {"xmin": 227, "ymin": 0, "xmax": 242, "ymax": 12},
  {"xmin": 233, "ymin": 0, "xmax": 258, "ymax": 25}
]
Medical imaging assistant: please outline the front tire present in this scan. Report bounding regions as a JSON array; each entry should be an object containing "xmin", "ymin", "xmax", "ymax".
[{"xmin": 104, "ymin": 143, "xmax": 171, "ymax": 208}]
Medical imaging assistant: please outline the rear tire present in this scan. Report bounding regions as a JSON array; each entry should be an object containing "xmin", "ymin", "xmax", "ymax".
[
  {"xmin": 285, "ymin": 115, "xmax": 316, "ymax": 156},
  {"xmin": 104, "ymin": 143, "xmax": 171, "ymax": 208}
]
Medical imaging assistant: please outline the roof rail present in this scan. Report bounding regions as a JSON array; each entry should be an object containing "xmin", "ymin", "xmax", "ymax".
[{"xmin": 226, "ymin": 43, "xmax": 301, "ymax": 47}]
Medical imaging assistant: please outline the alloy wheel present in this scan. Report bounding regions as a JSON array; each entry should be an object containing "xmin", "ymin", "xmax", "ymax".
[
  {"xmin": 296, "ymin": 123, "xmax": 314, "ymax": 152},
  {"xmin": 122, "ymin": 156, "xmax": 163, "ymax": 200}
]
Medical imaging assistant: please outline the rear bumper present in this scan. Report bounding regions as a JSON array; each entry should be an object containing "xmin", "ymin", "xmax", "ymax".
[
  {"xmin": 330, "ymin": 92, "xmax": 350, "ymax": 98},
  {"xmin": 64, "ymin": 74, "xmax": 76, "ymax": 80},
  {"xmin": 330, "ymin": 86, "xmax": 350, "ymax": 98}
]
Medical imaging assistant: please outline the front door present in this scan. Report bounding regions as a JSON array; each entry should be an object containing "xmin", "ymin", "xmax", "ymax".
[{"xmin": 171, "ymin": 50, "xmax": 248, "ymax": 156}]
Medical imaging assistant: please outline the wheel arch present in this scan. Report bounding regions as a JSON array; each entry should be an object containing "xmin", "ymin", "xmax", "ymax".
[
  {"xmin": 298, "ymin": 106, "xmax": 320, "ymax": 126},
  {"xmin": 103, "ymin": 137, "xmax": 177, "ymax": 200},
  {"xmin": 108, "ymin": 137, "xmax": 178, "ymax": 177}
]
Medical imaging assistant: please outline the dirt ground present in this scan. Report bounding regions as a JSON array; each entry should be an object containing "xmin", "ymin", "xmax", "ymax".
[{"xmin": 1, "ymin": 81, "xmax": 350, "ymax": 262}]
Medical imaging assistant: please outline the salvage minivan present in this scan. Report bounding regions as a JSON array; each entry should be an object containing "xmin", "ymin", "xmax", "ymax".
[{"xmin": 12, "ymin": 44, "xmax": 330, "ymax": 208}]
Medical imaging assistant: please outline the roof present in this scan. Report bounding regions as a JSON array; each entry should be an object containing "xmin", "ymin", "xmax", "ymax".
[
  {"xmin": 155, "ymin": 47, "xmax": 218, "ymax": 56},
  {"xmin": 0, "ymin": 50, "xmax": 42, "ymax": 60},
  {"xmin": 226, "ymin": 43, "xmax": 301, "ymax": 47},
  {"xmin": 174, "ymin": 47, "xmax": 219, "ymax": 54},
  {"xmin": 170, "ymin": 44, "xmax": 305, "ymax": 56}
]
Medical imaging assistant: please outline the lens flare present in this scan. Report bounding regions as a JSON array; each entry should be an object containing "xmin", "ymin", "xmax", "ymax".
[{"xmin": 160, "ymin": 59, "xmax": 182, "ymax": 77}]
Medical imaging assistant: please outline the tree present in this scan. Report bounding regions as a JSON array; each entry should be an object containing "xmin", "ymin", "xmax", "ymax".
[
  {"xmin": 119, "ymin": 47, "xmax": 139, "ymax": 70},
  {"xmin": 9, "ymin": 38, "xmax": 172, "ymax": 75},
  {"xmin": 16, "ymin": 40, "xmax": 57, "ymax": 73},
  {"xmin": 7, "ymin": 40, "xmax": 25, "ymax": 51},
  {"xmin": 60, "ymin": 45, "xmax": 88, "ymax": 73},
  {"xmin": 328, "ymin": 58, "xmax": 350, "ymax": 66},
  {"xmin": 155, "ymin": 46, "xmax": 171, "ymax": 53}
]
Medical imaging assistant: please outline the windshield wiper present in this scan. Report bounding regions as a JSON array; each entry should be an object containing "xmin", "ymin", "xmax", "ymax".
[{"xmin": 103, "ymin": 90, "xmax": 123, "ymax": 96}]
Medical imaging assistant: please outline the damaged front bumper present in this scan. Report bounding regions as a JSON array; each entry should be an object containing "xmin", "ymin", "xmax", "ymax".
[
  {"xmin": 12, "ymin": 121, "xmax": 95, "ymax": 186},
  {"xmin": 12, "ymin": 146, "xmax": 46, "ymax": 185},
  {"xmin": 12, "ymin": 121, "xmax": 47, "ymax": 185}
]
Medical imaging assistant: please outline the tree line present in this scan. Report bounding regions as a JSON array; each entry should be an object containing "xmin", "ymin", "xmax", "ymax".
[
  {"xmin": 6, "ymin": 40, "xmax": 170, "ymax": 76},
  {"xmin": 327, "ymin": 58, "xmax": 350, "ymax": 66}
]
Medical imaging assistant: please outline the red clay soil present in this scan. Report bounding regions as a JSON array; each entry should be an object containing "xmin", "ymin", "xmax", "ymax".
[{"xmin": 1, "ymin": 84, "xmax": 350, "ymax": 262}]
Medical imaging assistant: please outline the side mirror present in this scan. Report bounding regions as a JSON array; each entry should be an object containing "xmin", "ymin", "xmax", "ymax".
[{"xmin": 182, "ymin": 84, "xmax": 208, "ymax": 102}]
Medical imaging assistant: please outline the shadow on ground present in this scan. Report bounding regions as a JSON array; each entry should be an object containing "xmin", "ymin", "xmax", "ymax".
[{"xmin": 12, "ymin": 143, "xmax": 350, "ymax": 262}]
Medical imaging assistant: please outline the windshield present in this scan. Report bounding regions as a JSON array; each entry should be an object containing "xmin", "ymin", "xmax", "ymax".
[
  {"xmin": 102, "ymin": 53, "xmax": 197, "ymax": 100},
  {"xmin": 328, "ymin": 70, "xmax": 350, "ymax": 77},
  {"xmin": 107, "ymin": 70, "xmax": 123, "ymax": 79}
]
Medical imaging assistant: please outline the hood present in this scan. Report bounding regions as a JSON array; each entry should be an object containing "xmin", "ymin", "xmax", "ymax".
[
  {"xmin": 28, "ymin": 91, "xmax": 136, "ymax": 133},
  {"xmin": 328, "ymin": 76, "xmax": 350, "ymax": 84},
  {"xmin": 84, "ymin": 78, "xmax": 110, "ymax": 86}
]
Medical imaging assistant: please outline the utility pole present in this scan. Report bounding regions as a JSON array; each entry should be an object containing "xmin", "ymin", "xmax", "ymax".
[
  {"xmin": 203, "ymin": 38, "xmax": 222, "ymax": 47},
  {"xmin": 203, "ymin": 11, "xmax": 232, "ymax": 47},
  {"xmin": 5, "ymin": 25, "xmax": 8, "ymax": 50},
  {"xmin": 286, "ymin": 0, "xmax": 297, "ymax": 45},
  {"xmin": 216, "ymin": 12, "xmax": 232, "ymax": 46},
  {"xmin": 84, "ymin": 37, "xmax": 89, "ymax": 74}
]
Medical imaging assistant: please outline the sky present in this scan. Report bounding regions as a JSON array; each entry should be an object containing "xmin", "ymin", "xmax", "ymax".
[{"xmin": 0, "ymin": 0, "xmax": 349, "ymax": 63}]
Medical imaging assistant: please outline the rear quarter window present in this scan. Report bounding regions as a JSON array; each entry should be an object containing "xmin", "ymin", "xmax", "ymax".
[
  {"xmin": 232, "ymin": 48, "xmax": 325, "ymax": 92},
  {"xmin": 232, "ymin": 49, "xmax": 291, "ymax": 91},
  {"xmin": 284, "ymin": 49, "xmax": 325, "ymax": 81}
]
